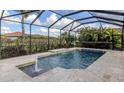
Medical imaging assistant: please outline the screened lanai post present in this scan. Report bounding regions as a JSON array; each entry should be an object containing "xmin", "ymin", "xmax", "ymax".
[
  {"xmin": 100, "ymin": 21, "xmax": 103, "ymax": 31},
  {"xmin": 48, "ymin": 11, "xmax": 85, "ymax": 49},
  {"xmin": 112, "ymin": 29, "xmax": 114, "ymax": 50},
  {"xmin": 0, "ymin": 10, "xmax": 4, "ymax": 59},
  {"xmin": 74, "ymin": 31, "xmax": 76, "ymax": 47},
  {"xmin": 47, "ymin": 14, "xmax": 64, "ymax": 50},
  {"xmin": 68, "ymin": 30, "xmax": 71, "ymax": 48},
  {"xmin": 122, "ymin": 17, "xmax": 124, "ymax": 50},
  {"xmin": 29, "ymin": 10, "xmax": 45, "ymax": 53},
  {"xmin": 68, "ymin": 22, "xmax": 74, "ymax": 48},
  {"xmin": 96, "ymin": 15, "xmax": 103, "ymax": 41},
  {"xmin": 88, "ymin": 10, "xmax": 102, "ymax": 41},
  {"xmin": 60, "ymin": 30, "xmax": 62, "ymax": 48},
  {"xmin": 0, "ymin": 19, "xmax": 1, "ymax": 58},
  {"xmin": 29, "ymin": 24, "xmax": 32, "ymax": 54},
  {"xmin": 48, "ymin": 28, "xmax": 50, "ymax": 50},
  {"xmin": 98, "ymin": 22, "xmax": 103, "ymax": 41},
  {"xmin": 121, "ymin": 20, "xmax": 123, "ymax": 50},
  {"xmin": 69, "ymin": 21, "xmax": 122, "ymax": 50},
  {"xmin": 88, "ymin": 11, "xmax": 103, "ymax": 32}
]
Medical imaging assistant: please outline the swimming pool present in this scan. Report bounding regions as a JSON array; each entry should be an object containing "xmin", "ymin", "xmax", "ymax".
[{"xmin": 19, "ymin": 49, "xmax": 105, "ymax": 77}]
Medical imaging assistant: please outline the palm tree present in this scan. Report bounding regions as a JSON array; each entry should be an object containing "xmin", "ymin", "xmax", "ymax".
[
  {"xmin": 61, "ymin": 32, "xmax": 68, "ymax": 47},
  {"xmin": 79, "ymin": 27, "xmax": 98, "ymax": 42},
  {"xmin": 16, "ymin": 10, "xmax": 31, "ymax": 45}
]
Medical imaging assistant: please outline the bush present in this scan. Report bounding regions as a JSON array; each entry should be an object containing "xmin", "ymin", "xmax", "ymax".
[
  {"xmin": 77, "ymin": 42, "xmax": 112, "ymax": 49},
  {"xmin": 77, "ymin": 27, "xmax": 121, "ymax": 49},
  {"xmin": 1, "ymin": 46, "xmax": 27, "ymax": 58}
]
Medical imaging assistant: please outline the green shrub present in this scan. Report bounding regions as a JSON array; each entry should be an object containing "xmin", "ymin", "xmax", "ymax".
[
  {"xmin": 1, "ymin": 46, "xmax": 27, "ymax": 58},
  {"xmin": 78, "ymin": 27, "xmax": 121, "ymax": 49}
]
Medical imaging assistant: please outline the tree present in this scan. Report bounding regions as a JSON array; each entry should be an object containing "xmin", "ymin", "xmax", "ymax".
[
  {"xmin": 61, "ymin": 32, "xmax": 68, "ymax": 47},
  {"xmin": 16, "ymin": 10, "xmax": 31, "ymax": 45},
  {"xmin": 79, "ymin": 27, "xmax": 98, "ymax": 41}
]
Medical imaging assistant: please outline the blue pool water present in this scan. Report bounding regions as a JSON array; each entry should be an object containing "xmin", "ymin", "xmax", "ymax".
[{"xmin": 19, "ymin": 50, "xmax": 105, "ymax": 77}]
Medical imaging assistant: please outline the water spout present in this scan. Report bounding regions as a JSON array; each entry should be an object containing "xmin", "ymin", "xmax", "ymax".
[{"xmin": 34, "ymin": 56, "xmax": 42, "ymax": 72}]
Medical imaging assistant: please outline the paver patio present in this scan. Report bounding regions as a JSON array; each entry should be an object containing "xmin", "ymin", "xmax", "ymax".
[{"xmin": 0, "ymin": 48, "xmax": 124, "ymax": 82}]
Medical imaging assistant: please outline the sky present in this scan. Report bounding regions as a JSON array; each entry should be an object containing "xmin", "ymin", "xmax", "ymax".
[{"xmin": 0, "ymin": 10, "xmax": 122, "ymax": 37}]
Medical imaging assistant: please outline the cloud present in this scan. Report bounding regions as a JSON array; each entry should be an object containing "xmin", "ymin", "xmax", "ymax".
[
  {"xmin": 2, "ymin": 11, "xmax": 78, "ymax": 30},
  {"xmin": 59, "ymin": 18, "xmax": 72, "ymax": 26},
  {"xmin": 1, "ymin": 26, "xmax": 12, "ymax": 34},
  {"xmin": 1, "ymin": 11, "xmax": 80, "ymax": 35},
  {"xmin": 40, "ymin": 27, "xmax": 59, "ymax": 33},
  {"xmin": 40, "ymin": 13, "xmax": 75, "ymax": 29},
  {"xmin": 2, "ymin": 11, "xmax": 20, "ymax": 25},
  {"xmin": 2, "ymin": 17, "xmax": 20, "ymax": 25},
  {"xmin": 2, "ymin": 11, "xmax": 20, "ymax": 23},
  {"xmin": 5, "ymin": 17, "xmax": 20, "ymax": 22},
  {"xmin": 0, "ymin": 10, "xmax": 9, "ymax": 17},
  {"xmin": 102, "ymin": 24, "xmax": 119, "ymax": 28},
  {"xmin": 40, "ymin": 27, "xmax": 60, "ymax": 37},
  {"xmin": 46, "ymin": 13, "xmax": 58, "ymax": 25},
  {"xmin": 50, "ymin": 28, "xmax": 60, "ymax": 37},
  {"xmin": 26, "ymin": 13, "xmax": 60, "ymax": 27},
  {"xmin": 53, "ymin": 17, "xmax": 73, "ymax": 29},
  {"xmin": 40, "ymin": 27, "xmax": 47, "ymax": 32},
  {"xmin": 84, "ymin": 23, "xmax": 98, "ymax": 28},
  {"xmin": 39, "ymin": 27, "xmax": 48, "ymax": 36},
  {"xmin": 50, "ymin": 28, "xmax": 60, "ymax": 33},
  {"xmin": 26, "ymin": 14, "xmax": 37, "ymax": 21},
  {"xmin": 39, "ymin": 13, "xmax": 58, "ymax": 27},
  {"xmin": 25, "ymin": 14, "xmax": 41, "ymax": 24}
]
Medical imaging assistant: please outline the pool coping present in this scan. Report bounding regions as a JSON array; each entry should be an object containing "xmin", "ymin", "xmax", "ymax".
[
  {"xmin": 17, "ymin": 47, "xmax": 106, "ymax": 69},
  {"xmin": 0, "ymin": 47, "xmax": 124, "ymax": 82}
]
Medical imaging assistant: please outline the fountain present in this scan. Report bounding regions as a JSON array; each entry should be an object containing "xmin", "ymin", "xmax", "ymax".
[{"xmin": 34, "ymin": 56, "xmax": 42, "ymax": 72}]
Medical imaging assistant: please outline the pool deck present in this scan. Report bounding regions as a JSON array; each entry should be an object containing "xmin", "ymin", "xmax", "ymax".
[{"xmin": 0, "ymin": 48, "xmax": 124, "ymax": 82}]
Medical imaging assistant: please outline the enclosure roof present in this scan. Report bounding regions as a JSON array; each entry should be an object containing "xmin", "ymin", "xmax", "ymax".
[{"xmin": 0, "ymin": 10, "xmax": 124, "ymax": 32}]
